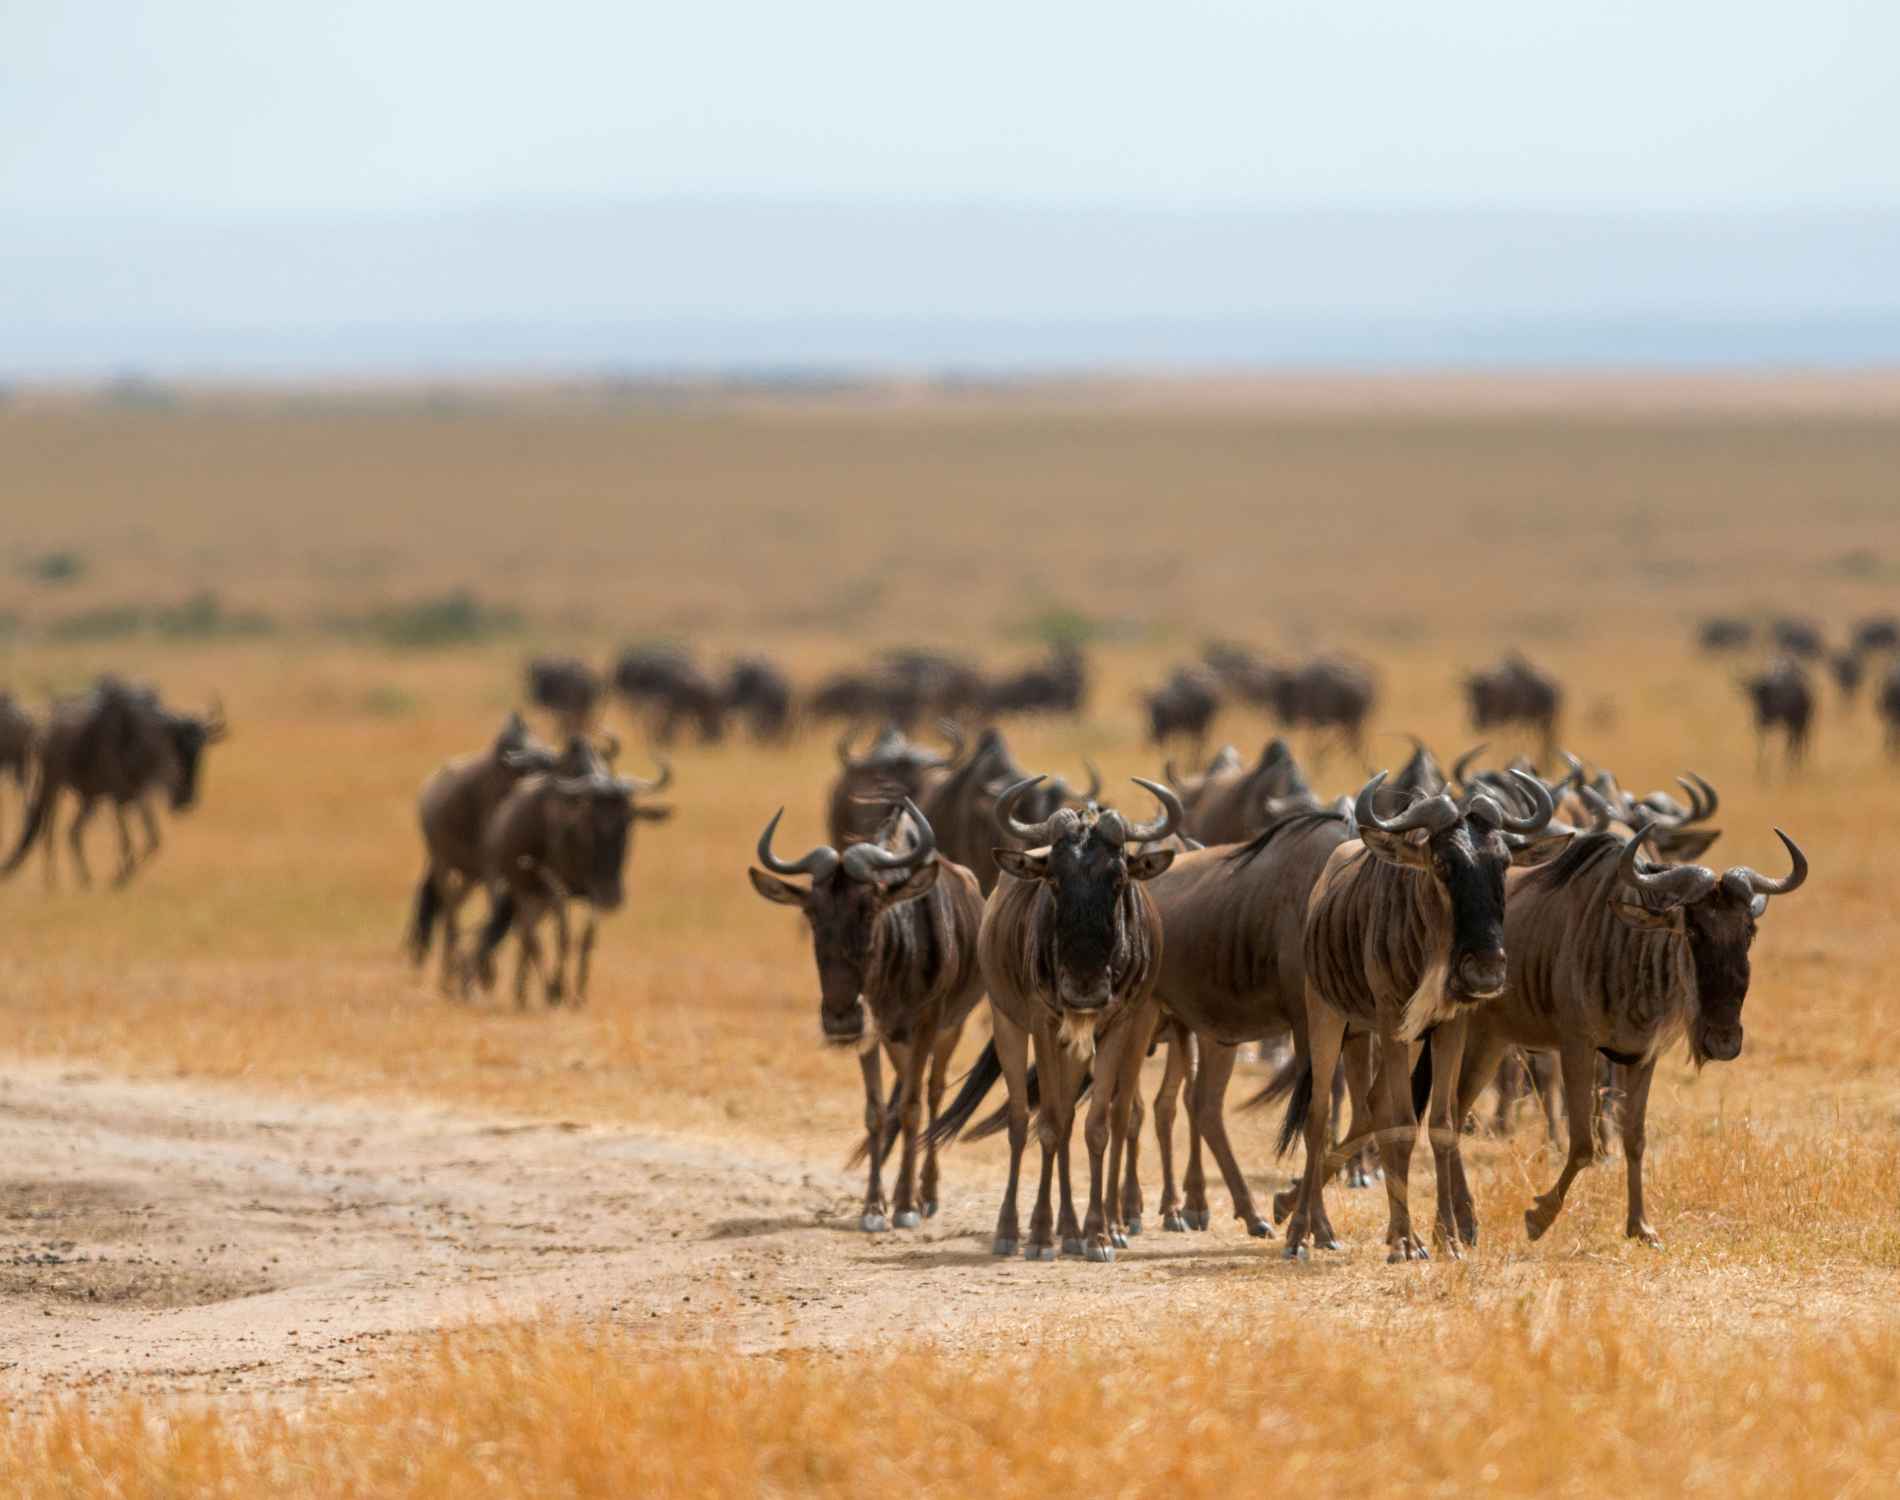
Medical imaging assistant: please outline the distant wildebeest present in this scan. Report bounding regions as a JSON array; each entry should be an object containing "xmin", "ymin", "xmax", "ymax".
[
  {"xmin": 1829, "ymin": 648, "xmax": 1864, "ymax": 702},
  {"xmin": 1465, "ymin": 654, "xmax": 1563, "ymax": 759},
  {"xmin": 526, "ymin": 655, "xmax": 603, "ymax": 738},
  {"xmin": 1741, "ymin": 659, "xmax": 1814, "ymax": 772},
  {"xmin": 1261, "ymin": 657, "xmax": 1377, "ymax": 758},
  {"xmin": 1771, "ymin": 617, "xmax": 1825, "ymax": 660},
  {"xmin": 723, "ymin": 656, "xmax": 794, "ymax": 742},
  {"xmin": 1697, "ymin": 616, "xmax": 1754, "ymax": 653},
  {"xmin": 1201, "ymin": 641, "xmax": 1280, "ymax": 708},
  {"xmin": 408, "ymin": 713, "xmax": 572, "ymax": 994},
  {"xmin": 1279, "ymin": 768, "xmax": 1566, "ymax": 1262},
  {"xmin": 918, "ymin": 726, "xmax": 1098, "ymax": 893},
  {"xmin": 938, "ymin": 776, "xmax": 1182, "ymax": 1261},
  {"xmin": 883, "ymin": 649, "xmax": 989, "ymax": 723},
  {"xmin": 470, "ymin": 750, "xmax": 673, "ymax": 1007},
  {"xmin": 749, "ymin": 800, "xmax": 985, "ymax": 1232},
  {"xmin": 0, "ymin": 692, "xmax": 36, "ymax": 846},
  {"xmin": 1143, "ymin": 667, "xmax": 1222, "ymax": 749},
  {"xmin": 1445, "ymin": 822, "xmax": 1806, "ymax": 1247},
  {"xmin": 1554, "ymin": 756, "xmax": 1722, "ymax": 864},
  {"xmin": 1168, "ymin": 737, "xmax": 1322, "ymax": 845},
  {"xmin": 612, "ymin": 644, "xmax": 725, "ymax": 744},
  {"xmin": 1853, "ymin": 616, "xmax": 1900, "ymax": 655},
  {"xmin": 826, "ymin": 721, "xmax": 964, "ymax": 848},
  {"xmin": 987, "ymin": 644, "xmax": 1088, "ymax": 717},
  {"xmin": 1, "ymin": 677, "xmax": 227, "ymax": 888},
  {"xmin": 1881, "ymin": 664, "xmax": 1900, "ymax": 757}
]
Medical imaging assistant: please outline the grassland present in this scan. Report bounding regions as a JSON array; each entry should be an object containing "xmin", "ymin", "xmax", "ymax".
[{"xmin": 2, "ymin": 378, "xmax": 1899, "ymax": 1493}]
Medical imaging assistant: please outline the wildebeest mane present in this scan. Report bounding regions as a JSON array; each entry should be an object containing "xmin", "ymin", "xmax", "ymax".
[{"xmin": 1225, "ymin": 808, "xmax": 1350, "ymax": 870}]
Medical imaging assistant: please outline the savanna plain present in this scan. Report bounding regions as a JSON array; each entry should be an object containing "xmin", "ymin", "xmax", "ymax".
[{"xmin": 3, "ymin": 377, "xmax": 1900, "ymax": 1496}]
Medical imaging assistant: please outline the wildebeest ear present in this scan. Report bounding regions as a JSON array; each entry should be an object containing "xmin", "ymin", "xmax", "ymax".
[
  {"xmin": 1508, "ymin": 828, "xmax": 1573, "ymax": 867},
  {"xmin": 1359, "ymin": 826, "xmax": 1431, "ymax": 869},
  {"xmin": 632, "ymin": 804, "xmax": 674, "ymax": 822},
  {"xmin": 1654, "ymin": 829, "xmax": 1721, "ymax": 861},
  {"xmin": 747, "ymin": 868, "xmax": 807, "ymax": 906},
  {"xmin": 1610, "ymin": 896, "xmax": 1679, "ymax": 932},
  {"xmin": 993, "ymin": 847, "xmax": 1050, "ymax": 881},
  {"xmin": 879, "ymin": 859, "xmax": 941, "ymax": 907},
  {"xmin": 1125, "ymin": 848, "xmax": 1175, "ymax": 882}
]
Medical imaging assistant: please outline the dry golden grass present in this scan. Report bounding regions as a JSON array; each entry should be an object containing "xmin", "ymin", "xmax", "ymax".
[{"xmin": 3, "ymin": 382, "xmax": 1900, "ymax": 1487}]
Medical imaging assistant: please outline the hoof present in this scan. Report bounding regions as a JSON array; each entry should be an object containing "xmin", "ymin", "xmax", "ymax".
[
  {"xmin": 893, "ymin": 1210, "xmax": 921, "ymax": 1229},
  {"xmin": 1060, "ymin": 1236, "xmax": 1086, "ymax": 1258},
  {"xmin": 923, "ymin": 1201, "xmax": 939, "ymax": 1220},
  {"xmin": 1184, "ymin": 1209, "xmax": 1211, "ymax": 1232},
  {"xmin": 1525, "ymin": 1209, "xmax": 1552, "ymax": 1242},
  {"xmin": 1628, "ymin": 1224, "xmax": 1664, "ymax": 1249},
  {"xmin": 1162, "ymin": 1212, "xmax": 1188, "ymax": 1233},
  {"xmin": 1386, "ymin": 1239, "xmax": 1429, "ymax": 1263},
  {"xmin": 992, "ymin": 1237, "xmax": 1019, "ymax": 1257},
  {"xmin": 1285, "ymin": 1243, "xmax": 1310, "ymax": 1261},
  {"xmin": 1084, "ymin": 1241, "xmax": 1115, "ymax": 1263},
  {"xmin": 1109, "ymin": 1228, "xmax": 1128, "ymax": 1250},
  {"xmin": 1124, "ymin": 1215, "xmax": 1142, "ymax": 1237},
  {"xmin": 861, "ymin": 1213, "xmax": 889, "ymax": 1234},
  {"xmin": 1247, "ymin": 1219, "xmax": 1273, "ymax": 1239},
  {"xmin": 1025, "ymin": 1243, "xmax": 1057, "ymax": 1262},
  {"xmin": 1271, "ymin": 1191, "xmax": 1297, "ymax": 1226}
]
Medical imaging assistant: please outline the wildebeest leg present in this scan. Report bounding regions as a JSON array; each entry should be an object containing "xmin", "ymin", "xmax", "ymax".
[
  {"xmin": 1283, "ymin": 994, "xmax": 1346, "ymax": 1258},
  {"xmin": 575, "ymin": 915, "xmax": 598, "ymax": 1005},
  {"xmin": 887, "ymin": 1038, "xmax": 930, "ymax": 1228},
  {"xmin": 1153, "ymin": 1024, "xmax": 1193, "ymax": 1231},
  {"xmin": 919, "ymin": 1023, "xmax": 960, "ymax": 1219},
  {"xmin": 543, "ymin": 899, "xmax": 571, "ymax": 1005},
  {"xmin": 992, "ymin": 1008, "xmax": 1035, "ymax": 1257},
  {"xmin": 1427, "ymin": 1015, "xmax": 1473, "ymax": 1256},
  {"xmin": 1117, "ymin": 1080, "xmax": 1145, "ymax": 1237},
  {"xmin": 137, "ymin": 798, "xmax": 162, "ymax": 863},
  {"xmin": 857, "ymin": 1047, "xmax": 890, "ymax": 1232},
  {"xmin": 1525, "ymin": 1043, "xmax": 1603, "ymax": 1240},
  {"xmin": 1025, "ymin": 1027, "xmax": 1065, "ymax": 1260},
  {"xmin": 40, "ymin": 787, "xmax": 62, "ymax": 889},
  {"xmin": 1102, "ymin": 1004, "xmax": 1155, "ymax": 1249},
  {"xmin": 1180, "ymin": 1033, "xmax": 1212, "ymax": 1230},
  {"xmin": 1374, "ymin": 1032, "xmax": 1426, "ymax": 1262},
  {"xmin": 110, "ymin": 803, "xmax": 139, "ymax": 886},
  {"xmin": 439, "ymin": 877, "xmax": 472, "ymax": 999},
  {"xmin": 1045, "ymin": 1041, "xmax": 1086, "ymax": 1258},
  {"xmin": 1080, "ymin": 1015, "xmax": 1139, "ymax": 1262},
  {"xmin": 1342, "ymin": 1034, "xmax": 1381, "ymax": 1187},
  {"xmin": 1491, "ymin": 1050, "xmax": 1527, "ymax": 1136},
  {"xmin": 1620, "ymin": 1059, "xmax": 1662, "ymax": 1248},
  {"xmin": 1191, "ymin": 1039, "xmax": 1271, "ymax": 1238},
  {"xmin": 1529, "ymin": 1050, "xmax": 1562, "ymax": 1147},
  {"xmin": 512, "ymin": 900, "xmax": 547, "ymax": 1010},
  {"xmin": 1593, "ymin": 1059, "xmax": 1622, "ymax": 1163},
  {"xmin": 67, "ymin": 796, "xmax": 96, "ymax": 888}
]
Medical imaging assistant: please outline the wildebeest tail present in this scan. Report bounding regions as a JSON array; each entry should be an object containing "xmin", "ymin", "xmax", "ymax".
[
  {"xmin": 1260, "ymin": 1057, "xmax": 1313, "ymax": 1160},
  {"xmin": 923, "ymin": 1040, "xmax": 1004, "ymax": 1149},
  {"xmin": 475, "ymin": 888, "xmax": 515, "ymax": 967},
  {"xmin": 0, "ymin": 772, "xmax": 52, "ymax": 877},
  {"xmin": 967, "ymin": 1062, "xmax": 1093, "ymax": 1142},
  {"xmin": 1412, "ymin": 1039, "xmax": 1434, "ymax": 1118},
  {"xmin": 406, "ymin": 870, "xmax": 440, "ymax": 966},
  {"xmin": 847, "ymin": 1077, "xmax": 905, "ymax": 1169}
]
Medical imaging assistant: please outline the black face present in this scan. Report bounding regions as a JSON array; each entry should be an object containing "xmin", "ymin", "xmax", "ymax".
[
  {"xmin": 1426, "ymin": 823, "xmax": 1511, "ymax": 1001},
  {"xmin": 801, "ymin": 873, "xmax": 882, "ymax": 1044},
  {"xmin": 583, "ymin": 792, "xmax": 635, "ymax": 909},
  {"xmin": 165, "ymin": 720, "xmax": 210, "ymax": 811},
  {"xmin": 1682, "ymin": 892, "xmax": 1757, "ymax": 1062}
]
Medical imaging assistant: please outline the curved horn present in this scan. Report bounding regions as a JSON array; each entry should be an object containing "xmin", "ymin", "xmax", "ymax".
[
  {"xmin": 994, "ymin": 775, "xmax": 1061, "ymax": 846},
  {"xmin": 1576, "ymin": 783, "xmax": 1618, "ymax": 834},
  {"xmin": 841, "ymin": 799, "xmax": 938, "ymax": 880},
  {"xmin": 1353, "ymin": 772, "xmax": 1459, "ymax": 837},
  {"xmin": 202, "ymin": 695, "xmax": 228, "ymax": 740},
  {"xmin": 1103, "ymin": 777, "xmax": 1183, "ymax": 847},
  {"xmin": 594, "ymin": 733, "xmax": 622, "ymax": 764},
  {"xmin": 1494, "ymin": 769, "xmax": 1555, "ymax": 835},
  {"xmin": 1615, "ymin": 828, "xmax": 1717, "ymax": 909},
  {"xmin": 755, "ymin": 808, "xmax": 840, "ymax": 881},
  {"xmin": 1450, "ymin": 744, "xmax": 1487, "ymax": 791},
  {"xmin": 1726, "ymin": 829, "xmax": 1808, "ymax": 899},
  {"xmin": 1678, "ymin": 771, "xmax": 1719, "ymax": 825},
  {"xmin": 627, "ymin": 754, "xmax": 670, "ymax": 794},
  {"xmin": 1077, "ymin": 757, "xmax": 1102, "ymax": 803}
]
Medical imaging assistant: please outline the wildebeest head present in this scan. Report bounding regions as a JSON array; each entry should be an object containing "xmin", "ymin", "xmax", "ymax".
[
  {"xmin": 1609, "ymin": 826, "xmax": 1807, "ymax": 1064},
  {"xmin": 547, "ymin": 760, "xmax": 671, "ymax": 910},
  {"xmin": 159, "ymin": 699, "xmax": 228, "ymax": 810},
  {"xmin": 992, "ymin": 775, "xmax": 1180, "ymax": 1016},
  {"xmin": 1354, "ymin": 768, "xmax": 1568, "ymax": 1003},
  {"xmin": 749, "ymin": 800, "xmax": 942, "ymax": 1045}
]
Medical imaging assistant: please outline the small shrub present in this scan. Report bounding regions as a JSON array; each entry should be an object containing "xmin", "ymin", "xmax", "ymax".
[
  {"xmin": 152, "ymin": 590, "xmax": 276, "ymax": 639},
  {"xmin": 46, "ymin": 605, "xmax": 144, "ymax": 641},
  {"xmin": 359, "ymin": 590, "xmax": 522, "ymax": 649},
  {"xmin": 23, "ymin": 550, "xmax": 86, "ymax": 586}
]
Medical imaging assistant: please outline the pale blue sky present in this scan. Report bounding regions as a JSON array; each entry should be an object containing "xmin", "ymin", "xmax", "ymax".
[{"xmin": 7, "ymin": 0, "xmax": 1899, "ymax": 219}]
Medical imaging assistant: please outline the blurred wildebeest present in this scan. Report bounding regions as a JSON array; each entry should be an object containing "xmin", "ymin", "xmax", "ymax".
[
  {"xmin": 947, "ymin": 776, "xmax": 1182, "ymax": 1260},
  {"xmin": 1881, "ymin": 663, "xmax": 1900, "ymax": 757},
  {"xmin": 1261, "ymin": 657, "xmax": 1377, "ymax": 757},
  {"xmin": 986, "ymin": 644, "xmax": 1088, "ymax": 718},
  {"xmin": 1853, "ymin": 615, "xmax": 1900, "ymax": 655},
  {"xmin": 1, "ymin": 677, "xmax": 227, "ymax": 888},
  {"xmin": 408, "ymin": 713, "xmax": 571, "ymax": 994},
  {"xmin": 1696, "ymin": 616, "xmax": 1754, "ymax": 653},
  {"xmin": 1168, "ymin": 737, "xmax": 1321, "ymax": 845},
  {"xmin": 612, "ymin": 644, "xmax": 725, "ymax": 744},
  {"xmin": 1143, "ymin": 666, "xmax": 1222, "ymax": 749},
  {"xmin": 723, "ymin": 656, "xmax": 794, "ymax": 742},
  {"xmin": 1201, "ymin": 641, "xmax": 1279, "ymax": 707},
  {"xmin": 826, "ymin": 721, "xmax": 965, "ymax": 848},
  {"xmin": 1771, "ymin": 617, "xmax": 1825, "ymax": 660},
  {"xmin": 472, "ymin": 751, "xmax": 673, "ymax": 1007},
  {"xmin": 1552, "ymin": 756, "xmax": 1721, "ymax": 864},
  {"xmin": 1829, "ymin": 648, "xmax": 1865, "ymax": 702},
  {"xmin": 884, "ymin": 649, "xmax": 989, "ymax": 723},
  {"xmin": 1446, "ymin": 823, "xmax": 1806, "ymax": 1247},
  {"xmin": 1741, "ymin": 658, "xmax": 1814, "ymax": 773},
  {"xmin": 1465, "ymin": 654, "xmax": 1563, "ymax": 759},
  {"xmin": 919, "ymin": 726, "xmax": 1098, "ymax": 893},
  {"xmin": 526, "ymin": 655, "xmax": 603, "ymax": 739},
  {"xmin": 1279, "ymin": 768, "xmax": 1566, "ymax": 1261},
  {"xmin": 0, "ymin": 692, "xmax": 36, "ymax": 845},
  {"xmin": 749, "ymin": 800, "xmax": 985, "ymax": 1232}
]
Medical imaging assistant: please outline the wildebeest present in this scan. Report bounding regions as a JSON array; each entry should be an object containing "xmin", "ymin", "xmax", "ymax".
[
  {"xmin": 1829, "ymin": 648, "xmax": 1865, "ymax": 702},
  {"xmin": 947, "ymin": 776, "xmax": 1181, "ymax": 1261},
  {"xmin": 917, "ymin": 726, "xmax": 1098, "ymax": 893},
  {"xmin": 1880, "ymin": 663, "xmax": 1900, "ymax": 756},
  {"xmin": 723, "ymin": 656, "xmax": 794, "ymax": 742},
  {"xmin": 1557, "ymin": 757, "xmax": 1722, "ymax": 864},
  {"xmin": 408, "ymin": 713, "xmax": 571, "ymax": 994},
  {"xmin": 0, "ymin": 692, "xmax": 36, "ymax": 845},
  {"xmin": 1279, "ymin": 768, "xmax": 1566, "ymax": 1262},
  {"xmin": 1465, "ymin": 654, "xmax": 1563, "ymax": 759},
  {"xmin": 1143, "ymin": 667, "xmax": 1222, "ymax": 749},
  {"xmin": 986, "ymin": 644, "xmax": 1088, "ymax": 717},
  {"xmin": 749, "ymin": 800, "xmax": 986, "ymax": 1231},
  {"xmin": 1168, "ymin": 737, "xmax": 1321, "ymax": 845},
  {"xmin": 1445, "ymin": 823, "xmax": 1806, "ymax": 1246},
  {"xmin": 1261, "ymin": 657, "xmax": 1377, "ymax": 757},
  {"xmin": 1201, "ymin": 641, "xmax": 1279, "ymax": 707},
  {"xmin": 526, "ymin": 655, "xmax": 603, "ymax": 738},
  {"xmin": 1741, "ymin": 659, "xmax": 1814, "ymax": 772},
  {"xmin": 470, "ymin": 750, "xmax": 673, "ymax": 1007},
  {"xmin": 1697, "ymin": 616, "xmax": 1754, "ymax": 653},
  {"xmin": 826, "ymin": 721, "xmax": 964, "ymax": 848},
  {"xmin": 1771, "ymin": 617, "xmax": 1825, "ymax": 660},
  {"xmin": 807, "ymin": 651, "xmax": 987, "ymax": 732},
  {"xmin": 612, "ymin": 644, "xmax": 725, "ymax": 744},
  {"xmin": 1853, "ymin": 616, "xmax": 1900, "ymax": 654},
  {"xmin": 1, "ymin": 677, "xmax": 227, "ymax": 887}
]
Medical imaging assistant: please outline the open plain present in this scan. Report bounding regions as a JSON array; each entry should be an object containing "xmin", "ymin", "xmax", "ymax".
[{"xmin": 3, "ymin": 377, "xmax": 1900, "ymax": 1495}]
